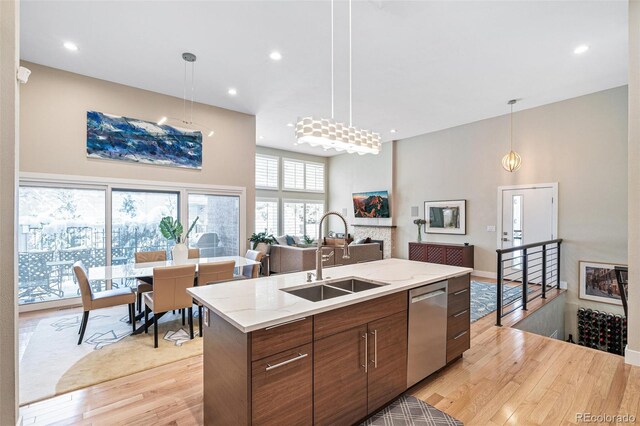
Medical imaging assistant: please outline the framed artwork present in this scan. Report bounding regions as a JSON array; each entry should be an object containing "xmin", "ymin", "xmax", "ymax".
[
  {"xmin": 352, "ymin": 191, "xmax": 391, "ymax": 218},
  {"xmin": 579, "ymin": 261, "xmax": 626, "ymax": 306},
  {"xmin": 424, "ymin": 200, "xmax": 466, "ymax": 235},
  {"xmin": 86, "ymin": 111, "xmax": 203, "ymax": 169}
]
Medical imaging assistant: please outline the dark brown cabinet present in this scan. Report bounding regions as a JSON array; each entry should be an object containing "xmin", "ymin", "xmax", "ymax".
[
  {"xmin": 252, "ymin": 343, "xmax": 313, "ymax": 425},
  {"xmin": 408, "ymin": 242, "xmax": 474, "ymax": 269},
  {"xmin": 446, "ymin": 274, "xmax": 471, "ymax": 363},
  {"xmin": 313, "ymin": 294, "xmax": 408, "ymax": 425},
  {"xmin": 314, "ymin": 326, "xmax": 369, "ymax": 425},
  {"xmin": 366, "ymin": 311, "xmax": 408, "ymax": 414}
]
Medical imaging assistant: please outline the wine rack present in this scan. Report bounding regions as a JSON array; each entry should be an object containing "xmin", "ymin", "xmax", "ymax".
[{"xmin": 577, "ymin": 308, "xmax": 627, "ymax": 355}]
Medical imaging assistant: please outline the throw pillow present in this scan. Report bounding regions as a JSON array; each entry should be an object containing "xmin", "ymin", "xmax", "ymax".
[
  {"xmin": 275, "ymin": 235, "xmax": 288, "ymax": 246},
  {"xmin": 286, "ymin": 235, "xmax": 296, "ymax": 246},
  {"xmin": 354, "ymin": 238, "xmax": 367, "ymax": 245}
]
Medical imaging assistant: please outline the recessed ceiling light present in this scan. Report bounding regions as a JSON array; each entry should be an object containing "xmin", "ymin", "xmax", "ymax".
[
  {"xmin": 286, "ymin": 123, "xmax": 294, "ymax": 127},
  {"xmin": 259, "ymin": 135, "xmax": 265, "ymax": 140},
  {"xmin": 208, "ymin": 130, "xmax": 215, "ymax": 137},
  {"xmin": 157, "ymin": 116, "xmax": 167, "ymax": 125},
  {"xmin": 574, "ymin": 44, "xmax": 589, "ymax": 55},
  {"xmin": 228, "ymin": 88, "xmax": 237, "ymax": 96},
  {"xmin": 269, "ymin": 51, "xmax": 282, "ymax": 61},
  {"xmin": 390, "ymin": 129, "xmax": 397, "ymax": 134},
  {"xmin": 63, "ymin": 41, "xmax": 78, "ymax": 51}
]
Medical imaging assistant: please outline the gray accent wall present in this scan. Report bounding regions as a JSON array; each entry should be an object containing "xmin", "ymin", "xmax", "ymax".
[
  {"xmin": 329, "ymin": 86, "xmax": 628, "ymax": 337},
  {"xmin": 513, "ymin": 292, "xmax": 567, "ymax": 341}
]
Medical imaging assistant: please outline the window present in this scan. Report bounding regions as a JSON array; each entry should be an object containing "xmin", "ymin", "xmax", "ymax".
[
  {"xmin": 283, "ymin": 159, "xmax": 305, "ymax": 190},
  {"xmin": 256, "ymin": 199, "xmax": 278, "ymax": 235},
  {"xmin": 283, "ymin": 159, "xmax": 325, "ymax": 192},
  {"xmin": 255, "ymin": 154, "xmax": 279, "ymax": 189},
  {"xmin": 111, "ymin": 190, "xmax": 179, "ymax": 263},
  {"xmin": 283, "ymin": 200, "xmax": 324, "ymax": 238},
  {"xmin": 18, "ymin": 186, "xmax": 106, "ymax": 304},
  {"xmin": 188, "ymin": 194, "xmax": 240, "ymax": 257},
  {"xmin": 305, "ymin": 162, "xmax": 325, "ymax": 192},
  {"xmin": 18, "ymin": 177, "xmax": 244, "ymax": 308}
]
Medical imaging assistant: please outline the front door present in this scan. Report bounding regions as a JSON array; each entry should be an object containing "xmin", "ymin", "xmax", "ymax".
[{"xmin": 500, "ymin": 185, "xmax": 557, "ymax": 275}]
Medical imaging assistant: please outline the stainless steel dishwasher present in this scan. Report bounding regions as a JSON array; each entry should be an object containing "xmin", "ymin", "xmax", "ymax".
[{"xmin": 407, "ymin": 280, "xmax": 448, "ymax": 388}]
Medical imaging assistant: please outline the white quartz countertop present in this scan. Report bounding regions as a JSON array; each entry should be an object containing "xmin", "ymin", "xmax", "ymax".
[{"xmin": 187, "ymin": 258, "xmax": 472, "ymax": 333}]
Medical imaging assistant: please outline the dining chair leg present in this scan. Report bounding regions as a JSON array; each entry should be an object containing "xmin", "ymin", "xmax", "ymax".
[
  {"xmin": 129, "ymin": 303, "xmax": 135, "ymax": 332},
  {"xmin": 144, "ymin": 305, "xmax": 149, "ymax": 334},
  {"xmin": 188, "ymin": 307, "xmax": 194, "ymax": 339},
  {"xmin": 182, "ymin": 309, "xmax": 185, "ymax": 326},
  {"xmin": 137, "ymin": 292, "xmax": 142, "ymax": 313},
  {"xmin": 153, "ymin": 315, "xmax": 159, "ymax": 348},
  {"xmin": 198, "ymin": 305, "xmax": 203, "ymax": 337},
  {"xmin": 77, "ymin": 311, "xmax": 89, "ymax": 345}
]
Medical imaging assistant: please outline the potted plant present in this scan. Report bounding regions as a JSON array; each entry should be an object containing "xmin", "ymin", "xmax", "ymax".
[
  {"xmin": 159, "ymin": 216, "xmax": 199, "ymax": 264},
  {"xmin": 249, "ymin": 231, "xmax": 275, "ymax": 254},
  {"xmin": 413, "ymin": 218, "xmax": 427, "ymax": 243}
]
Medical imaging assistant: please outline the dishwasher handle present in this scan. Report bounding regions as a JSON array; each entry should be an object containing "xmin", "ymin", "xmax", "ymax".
[{"xmin": 411, "ymin": 289, "xmax": 446, "ymax": 304}]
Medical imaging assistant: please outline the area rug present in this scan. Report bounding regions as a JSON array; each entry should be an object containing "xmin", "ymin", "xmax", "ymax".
[
  {"xmin": 471, "ymin": 281, "xmax": 535, "ymax": 322},
  {"xmin": 19, "ymin": 306, "xmax": 202, "ymax": 405},
  {"xmin": 362, "ymin": 395, "xmax": 463, "ymax": 425}
]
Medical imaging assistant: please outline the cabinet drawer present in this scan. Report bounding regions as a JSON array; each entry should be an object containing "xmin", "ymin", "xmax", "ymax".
[
  {"xmin": 252, "ymin": 343, "xmax": 313, "ymax": 425},
  {"xmin": 447, "ymin": 308, "xmax": 470, "ymax": 339},
  {"xmin": 448, "ymin": 274, "xmax": 470, "ymax": 294},
  {"xmin": 314, "ymin": 292, "xmax": 407, "ymax": 340},
  {"xmin": 251, "ymin": 317, "xmax": 312, "ymax": 361},
  {"xmin": 448, "ymin": 287, "xmax": 470, "ymax": 316},
  {"xmin": 446, "ymin": 329, "xmax": 470, "ymax": 363}
]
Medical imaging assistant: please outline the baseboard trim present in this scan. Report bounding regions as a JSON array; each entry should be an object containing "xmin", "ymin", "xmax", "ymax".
[
  {"xmin": 625, "ymin": 345, "xmax": 640, "ymax": 366},
  {"xmin": 472, "ymin": 270, "xmax": 497, "ymax": 279}
]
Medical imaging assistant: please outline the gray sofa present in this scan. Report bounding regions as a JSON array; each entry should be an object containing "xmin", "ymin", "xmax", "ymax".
[{"xmin": 269, "ymin": 242, "xmax": 382, "ymax": 274}]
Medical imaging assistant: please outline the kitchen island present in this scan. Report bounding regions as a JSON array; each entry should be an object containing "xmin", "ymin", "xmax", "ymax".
[{"xmin": 188, "ymin": 258, "xmax": 472, "ymax": 425}]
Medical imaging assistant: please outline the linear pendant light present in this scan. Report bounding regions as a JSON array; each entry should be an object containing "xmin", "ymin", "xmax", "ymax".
[
  {"xmin": 295, "ymin": 0, "xmax": 381, "ymax": 155},
  {"xmin": 502, "ymin": 99, "xmax": 522, "ymax": 172},
  {"xmin": 157, "ymin": 52, "xmax": 215, "ymax": 138}
]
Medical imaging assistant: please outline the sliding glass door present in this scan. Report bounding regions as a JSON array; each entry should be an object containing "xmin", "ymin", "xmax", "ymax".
[
  {"xmin": 18, "ymin": 180, "xmax": 243, "ymax": 309},
  {"xmin": 188, "ymin": 194, "xmax": 240, "ymax": 257},
  {"xmin": 111, "ymin": 190, "xmax": 179, "ymax": 263},
  {"xmin": 18, "ymin": 185, "xmax": 106, "ymax": 304}
]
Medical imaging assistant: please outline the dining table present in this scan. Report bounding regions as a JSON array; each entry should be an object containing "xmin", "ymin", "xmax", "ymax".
[
  {"xmin": 88, "ymin": 255, "xmax": 262, "ymax": 335},
  {"xmin": 88, "ymin": 255, "xmax": 261, "ymax": 281}
]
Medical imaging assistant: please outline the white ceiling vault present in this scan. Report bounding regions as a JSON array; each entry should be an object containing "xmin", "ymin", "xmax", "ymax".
[{"xmin": 21, "ymin": 0, "xmax": 628, "ymax": 157}]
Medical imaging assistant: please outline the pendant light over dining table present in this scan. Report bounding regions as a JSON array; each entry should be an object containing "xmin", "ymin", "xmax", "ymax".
[
  {"xmin": 502, "ymin": 99, "xmax": 522, "ymax": 172},
  {"xmin": 295, "ymin": 0, "xmax": 381, "ymax": 155},
  {"xmin": 157, "ymin": 52, "xmax": 215, "ymax": 138}
]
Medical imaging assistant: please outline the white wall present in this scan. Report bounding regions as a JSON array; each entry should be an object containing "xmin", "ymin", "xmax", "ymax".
[
  {"xmin": 19, "ymin": 62, "xmax": 257, "ymax": 242},
  {"xmin": 327, "ymin": 142, "xmax": 394, "ymax": 231},
  {"xmin": 0, "ymin": 0, "xmax": 19, "ymax": 423},
  {"xmin": 329, "ymin": 87, "xmax": 628, "ymax": 337},
  {"xmin": 627, "ymin": 0, "xmax": 640, "ymax": 365}
]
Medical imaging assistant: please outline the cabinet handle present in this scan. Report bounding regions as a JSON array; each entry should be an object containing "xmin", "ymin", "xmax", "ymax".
[
  {"xmin": 453, "ymin": 309, "xmax": 469, "ymax": 318},
  {"xmin": 370, "ymin": 330, "xmax": 378, "ymax": 368},
  {"xmin": 453, "ymin": 288, "xmax": 468, "ymax": 296},
  {"xmin": 265, "ymin": 352, "xmax": 308, "ymax": 371},
  {"xmin": 453, "ymin": 330, "xmax": 468, "ymax": 340},
  {"xmin": 264, "ymin": 317, "xmax": 306, "ymax": 330},
  {"xmin": 362, "ymin": 333, "xmax": 368, "ymax": 373}
]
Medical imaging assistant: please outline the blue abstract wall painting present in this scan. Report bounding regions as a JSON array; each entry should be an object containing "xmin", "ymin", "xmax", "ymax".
[{"xmin": 86, "ymin": 111, "xmax": 203, "ymax": 169}]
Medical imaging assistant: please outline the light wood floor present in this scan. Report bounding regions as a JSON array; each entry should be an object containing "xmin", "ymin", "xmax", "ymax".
[{"xmin": 19, "ymin": 284, "xmax": 640, "ymax": 425}]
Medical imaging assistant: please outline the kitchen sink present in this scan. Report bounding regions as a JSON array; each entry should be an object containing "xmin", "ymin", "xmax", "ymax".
[
  {"xmin": 325, "ymin": 279, "xmax": 384, "ymax": 292},
  {"xmin": 283, "ymin": 285, "xmax": 351, "ymax": 302},
  {"xmin": 282, "ymin": 278, "xmax": 387, "ymax": 302}
]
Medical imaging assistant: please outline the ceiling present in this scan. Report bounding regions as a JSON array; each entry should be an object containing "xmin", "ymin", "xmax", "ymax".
[{"xmin": 21, "ymin": 1, "xmax": 628, "ymax": 157}]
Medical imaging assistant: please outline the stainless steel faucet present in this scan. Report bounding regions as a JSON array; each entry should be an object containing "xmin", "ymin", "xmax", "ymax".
[{"xmin": 316, "ymin": 211, "xmax": 350, "ymax": 281}]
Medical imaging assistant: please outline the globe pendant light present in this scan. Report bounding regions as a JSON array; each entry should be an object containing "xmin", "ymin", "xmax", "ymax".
[
  {"xmin": 295, "ymin": 0, "xmax": 381, "ymax": 155},
  {"xmin": 502, "ymin": 99, "xmax": 522, "ymax": 172}
]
